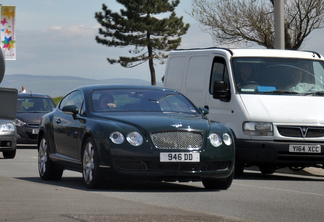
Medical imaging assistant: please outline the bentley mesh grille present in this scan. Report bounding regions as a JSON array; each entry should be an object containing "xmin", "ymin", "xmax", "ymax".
[{"xmin": 151, "ymin": 131, "xmax": 203, "ymax": 150}]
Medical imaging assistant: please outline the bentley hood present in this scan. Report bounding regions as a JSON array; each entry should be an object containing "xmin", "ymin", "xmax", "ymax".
[{"xmin": 96, "ymin": 112, "xmax": 219, "ymax": 134}]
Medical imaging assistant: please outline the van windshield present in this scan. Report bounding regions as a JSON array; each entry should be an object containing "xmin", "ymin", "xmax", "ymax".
[{"xmin": 232, "ymin": 57, "xmax": 324, "ymax": 95}]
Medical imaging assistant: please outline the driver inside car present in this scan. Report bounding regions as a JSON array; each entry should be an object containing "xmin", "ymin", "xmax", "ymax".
[
  {"xmin": 285, "ymin": 69, "xmax": 303, "ymax": 90},
  {"xmin": 99, "ymin": 94, "xmax": 117, "ymax": 110},
  {"xmin": 236, "ymin": 63, "xmax": 254, "ymax": 88}
]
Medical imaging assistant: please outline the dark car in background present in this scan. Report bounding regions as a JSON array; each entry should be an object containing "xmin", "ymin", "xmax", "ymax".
[
  {"xmin": 37, "ymin": 85, "xmax": 235, "ymax": 189},
  {"xmin": 15, "ymin": 93, "xmax": 56, "ymax": 147}
]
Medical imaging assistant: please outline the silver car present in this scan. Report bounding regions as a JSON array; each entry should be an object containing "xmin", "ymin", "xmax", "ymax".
[{"xmin": 0, "ymin": 87, "xmax": 18, "ymax": 159}]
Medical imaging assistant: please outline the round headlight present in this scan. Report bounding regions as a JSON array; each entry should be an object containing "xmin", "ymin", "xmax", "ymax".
[
  {"xmin": 208, "ymin": 133, "xmax": 222, "ymax": 147},
  {"xmin": 109, "ymin": 131, "xmax": 124, "ymax": 144},
  {"xmin": 223, "ymin": 133, "xmax": 232, "ymax": 146},
  {"xmin": 127, "ymin": 132, "xmax": 143, "ymax": 146}
]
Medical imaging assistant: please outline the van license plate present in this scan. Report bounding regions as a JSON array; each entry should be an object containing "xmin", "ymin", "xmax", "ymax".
[
  {"xmin": 160, "ymin": 152, "xmax": 200, "ymax": 162},
  {"xmin": 289, "ymin": 145, "xmax": 321, "ymax": 153}
]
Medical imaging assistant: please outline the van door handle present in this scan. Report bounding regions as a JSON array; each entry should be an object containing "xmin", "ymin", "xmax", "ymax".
[{"xmin": 204, "ymin": 105, "xmax": 209, "ymax": 110}]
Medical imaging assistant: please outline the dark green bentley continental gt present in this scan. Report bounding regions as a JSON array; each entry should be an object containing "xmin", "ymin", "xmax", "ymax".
[{"xmin": 38, "ymin": 85, "xmax": 235, "ymax": 189}]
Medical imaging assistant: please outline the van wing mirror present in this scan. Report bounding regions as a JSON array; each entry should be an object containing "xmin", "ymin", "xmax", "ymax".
[{"xmin": 213, "ymin": 81, "xmax": 231, "ymax": 102}]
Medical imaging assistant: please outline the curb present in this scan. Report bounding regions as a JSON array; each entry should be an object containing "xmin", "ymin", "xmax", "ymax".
[{"xmin": 303, "ymin": 167, "xmax": 324, "ymax": 177}]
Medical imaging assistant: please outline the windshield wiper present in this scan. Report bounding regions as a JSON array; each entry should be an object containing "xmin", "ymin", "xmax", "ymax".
[
  {"xmin": 149, "ymin": 94, "xmax": 179, "ymax": 103},
  {"xmin": 303, "ymin": 91, "xmax": 324, "ymax": 96},
  {"xmin": 259, "ymin": 90, "xmax": 299, "ymax": 95}
]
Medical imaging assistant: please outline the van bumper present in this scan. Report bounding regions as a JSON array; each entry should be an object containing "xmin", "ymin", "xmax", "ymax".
[{"xmin": 235, "ymin": 139, "xmax": 324, "ymax": 167}]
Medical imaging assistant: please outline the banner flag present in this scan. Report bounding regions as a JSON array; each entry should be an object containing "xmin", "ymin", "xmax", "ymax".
[{"xmin": 1, "ymin": 6, "xmax": 16, "ymax": 60}]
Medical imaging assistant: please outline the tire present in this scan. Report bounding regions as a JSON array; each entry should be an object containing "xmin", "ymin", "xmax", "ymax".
[
  {"xmin": 202, "ymin": 172, "xmax": 234, "ymax": 190},
  {"xmin": 3, "ymin": 149, "xmax": 16, "ymax": 159},
  {"xmin": 82, "ymin": 137, "xmax": 103, "ymax": 189},
  {"xmin": 38, "ymin": 135, "xmax": 63, "ymax": 180},
  {"xmin": 259, "ymin": 165, "xmax": 276, "ymax": 175},
  {"xmin": 289, "ymin": 166, "xmax": 305, "ymax": 171}
]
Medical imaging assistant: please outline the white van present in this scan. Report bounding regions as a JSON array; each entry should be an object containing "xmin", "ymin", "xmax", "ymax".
[{"xmin": 163, "ymin": 47, "xmax": 324, "ymax": 176}]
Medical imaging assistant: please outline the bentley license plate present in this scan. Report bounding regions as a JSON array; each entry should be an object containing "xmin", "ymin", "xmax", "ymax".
[
  {"xmin": 289, "ymin": 145, "xmax": 321, "ymax": 153},
  {"xmin": 160, "ymin": 152, "xmax": 200, "ymax": 162}
]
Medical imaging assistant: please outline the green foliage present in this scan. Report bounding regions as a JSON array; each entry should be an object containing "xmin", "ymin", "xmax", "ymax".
[
  {"xmin": 95, "ymin": 0, "xmax": 190, "ymax": 85},
  {"xmin": 52, "ymin": 97, "xmax": 63, "ymax": 106}
]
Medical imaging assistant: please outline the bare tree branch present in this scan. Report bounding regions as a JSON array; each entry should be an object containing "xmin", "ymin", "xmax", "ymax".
[{"xmin": 191, "ymin": 0, "xmax": 324, "ymax": 49}]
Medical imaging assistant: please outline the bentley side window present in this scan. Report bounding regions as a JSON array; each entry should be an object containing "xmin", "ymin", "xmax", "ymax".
[{"xmin": 59, "ymin": 90, "xmax": 84, "ymax": 113}]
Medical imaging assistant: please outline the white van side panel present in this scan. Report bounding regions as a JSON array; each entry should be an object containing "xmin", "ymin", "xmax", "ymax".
[
  {"xmin": 164, "ymin": 56, "xmax": 186, "ymax": 92},
  {"xmin": 206, "ymin": 93, "xmax": 250, "ymax": 139},
  {"xmin": 182, "ymin": 55, "xmax": 211, "ymax": 107}
]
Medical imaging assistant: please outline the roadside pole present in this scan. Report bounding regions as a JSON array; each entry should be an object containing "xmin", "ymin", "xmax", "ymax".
[{"xmin": 274, "ymin": 0, "xmax": 285, "ymax": 49}]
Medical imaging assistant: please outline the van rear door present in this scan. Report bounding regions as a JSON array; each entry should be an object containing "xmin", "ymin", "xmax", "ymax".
[{"xmin": 0, "ymin": 87, "xmax": 18, "ymax": 120}]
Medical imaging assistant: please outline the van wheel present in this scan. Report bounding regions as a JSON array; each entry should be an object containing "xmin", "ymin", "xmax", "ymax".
[
  {"xmin": 289, "ymin": 166, "xmax": 305, "ymax": 171},
  {"xmin": 259, "ymin": 165, "xmax": 276, "ymax": 175},
  {"xmin": 202, "ymin": 172, "xmax": 234, "ymax": 190}
]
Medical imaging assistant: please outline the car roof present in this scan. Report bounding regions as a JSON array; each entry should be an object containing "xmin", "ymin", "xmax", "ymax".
[
  {"xmin": 171, "ymin": 47, "xmax": 323, "ymax": 60},
  {"xmin": 18, "ymin": 93, "xmax": 52, "ymax": 98},
  {"xmin": 230, "ymin": 48, "xmax": 323, "ymax": 59}
]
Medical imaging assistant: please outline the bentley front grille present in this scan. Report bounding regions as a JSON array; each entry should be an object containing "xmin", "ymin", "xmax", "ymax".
[{"xmin": 151, "ymin": 131, "xmax": 203, "ymax": 150}]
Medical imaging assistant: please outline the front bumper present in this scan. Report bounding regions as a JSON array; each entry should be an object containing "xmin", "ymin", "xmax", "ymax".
[
  {"xmin": 111, "ymin": 159, "xmax": 233, "ymax": 181},
  {"xmin": 0, "ymin": 135, "xmax": 16, "ymax": 151},
  {"xmin": 100, "ymin": 146, "xmax": 235, "ymax": 181},
  {"xmin": 236, "ymin": 139, "xmax": 324, "ymax": 167},
  {"xmin": 16, "ymin": 126, "xmax": 39, "ymax": 145}
]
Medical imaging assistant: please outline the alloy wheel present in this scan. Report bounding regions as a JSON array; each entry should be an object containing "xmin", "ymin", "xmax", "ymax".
[
  {"xmin": 83, "ymin": 141, "xmax": 95, "ymax": 185},
  {"xmin": 38, "ymin": 137, "xmax": 48, "ymax": 176}
]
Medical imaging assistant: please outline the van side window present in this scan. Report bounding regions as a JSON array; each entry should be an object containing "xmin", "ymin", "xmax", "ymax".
[{"xmin": 209, "ymin": 57, "xmax": 228, "ymax": 94}]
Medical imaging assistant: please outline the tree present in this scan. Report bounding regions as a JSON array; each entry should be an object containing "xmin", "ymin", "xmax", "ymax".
[
  {"xmin": 190, "ymin": 0, "xmax": 324, "ymax": 49},
  {"xmin": 95, "ymin": 0, "xmax": 189, "ymax": 85}
]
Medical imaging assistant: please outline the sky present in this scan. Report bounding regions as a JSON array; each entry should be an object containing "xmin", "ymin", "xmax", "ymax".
[{"xmin": 1, "ymin": 0, "xmax": 324, "ymax": 85}]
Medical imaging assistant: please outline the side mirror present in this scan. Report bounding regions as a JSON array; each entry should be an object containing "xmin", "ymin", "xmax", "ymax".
[
  {"xmin": 62, "ymin": 105, "xmax": 79, "ymax": 115},
  {"xmin": 213, "ymin": 81, "xmax": 231, "ymax": 102},
  {"xmin": 198, "ymin": 107, "xmax": 209, "ymax": 116}
]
